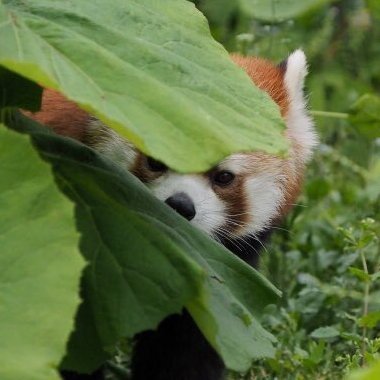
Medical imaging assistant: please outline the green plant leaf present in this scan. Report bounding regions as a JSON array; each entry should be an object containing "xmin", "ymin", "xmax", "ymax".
[
  {"xmin": 0, "ymin": 125, "xmax": 85, "ymax": 380},
  {"xmin": 358, "ymin": 311, "xmax": 380, "ymax": 328},
  {"xmin": 349, "ymin": 267, "xmax": 371, "ymax": 283},
  {"xmin": 61, "ymin": 300, "xmax": 108, "ymax": 373},
  {"xmin": 238, "ymin": 0, "xmax": 331, "ymax": 22},
  {"xmin": 371, "ymin": 271, "xmax": 380, "ymax": 282},
  {"xmin": 8, "ymin": 112, "xmax": 280, "ymax": 373},
  {"xmin": 349, "ymin": 94, "xmax": 380, "ymax": 139},
  {"xmin": 310, "ymin": 326, "xmax": 340, "ymax": 339},
  {"xmin": 0, "ymin": 0, "xmax": 287, "ymax": 173}
]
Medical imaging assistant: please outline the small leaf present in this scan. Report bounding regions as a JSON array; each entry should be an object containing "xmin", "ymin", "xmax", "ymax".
[
  {"xmin": 310, "ymin": 326, "xmax": 340, "ymax": 339},
  {"xmin": 371, "ymin": 271, "xmax": 380, "ymax": 282},
  {"xmin": 341, "ymin": 332, "xmax": 362, "ymax": 343},
  {"xmin": 308, "ymin": 341, "xmax": 325, "ymax": 364},
  {"xmin": 349, "ymin": 267, "xmax": 371, "ymax": 283},
  {"xmin": 358, "ymin": 311, "xmax": 380, "ymax": 328}
]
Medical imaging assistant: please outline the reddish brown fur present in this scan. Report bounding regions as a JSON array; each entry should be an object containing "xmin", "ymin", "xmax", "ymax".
[
  {"xmin": 231, "ymin": 55, "xmax": 289, "ymax": 117},
  {"xmin": 23, "ymin": 90, "xmax": 89, "ymax": 141},
  {"xmin": 220, "ymin": 54, "xmax": 290, "ymax": 233},
  {"xmin": 229, "ymin": 56, "xmax": 301, "ymax": 224},
  {"xmin": 203, "ymin": 168, "xmax": 249, "ymax": 236},
  {"xmin": 130, "ymin": 153, "xmax": 164, "ymax": 183},
  {"xmin": 217, "ymin": 179, "xmax": 250, "ymax": 236},
  {"xmin": 280, "ymin": 164, "xmax": 303, "ymax": 217}
]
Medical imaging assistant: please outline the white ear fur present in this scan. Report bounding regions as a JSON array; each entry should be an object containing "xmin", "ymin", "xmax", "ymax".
[
  {"xmin": 284, "ymin": 49, "xmax": 318, "ymax": 162},
  {"xmin": 284, "ymin": 50, "xmax": 308, "ymax": 100}
]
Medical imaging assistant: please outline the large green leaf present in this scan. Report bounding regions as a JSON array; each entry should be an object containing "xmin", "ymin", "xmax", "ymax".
[
  {"xmin": 9, "ymin": 112, "xmax": 280, "ymax": 373},
  {"xmin": 239, "ymin": 0, "xmax": 331, "ymax": 21},
  {"xmin": 0, "ymin": 0, "xmax": 287, "ymax": 173},
  {"xmin": 0, "ymin": 125, "xmax": 85, "ymax": 380}
]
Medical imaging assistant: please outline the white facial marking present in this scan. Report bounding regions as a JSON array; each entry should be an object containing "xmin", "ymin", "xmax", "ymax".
[
  {"xmin": 148, "ymin": 173, "xmax": 226, "ymax": 236},
  {"xmin": 243, "ymin": 173, "xmax": 284, "ymax": 235},
  {"xmin": 284, "ymin": 49, "xmax": 318, "ymax": 162},
  {"xmin": 220, "ymin": 154, "xmax": 284, "ymax": 237}
]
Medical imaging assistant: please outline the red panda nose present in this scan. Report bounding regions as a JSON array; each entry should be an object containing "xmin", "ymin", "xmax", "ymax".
[{"xmin": 165, "ymin": 192, "xmax": 196, "ymax": 221}]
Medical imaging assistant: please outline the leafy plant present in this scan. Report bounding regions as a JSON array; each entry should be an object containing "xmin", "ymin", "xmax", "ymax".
[{"xmin": 1, "ymin": 0, "xmax": 380, "ymax": 379}]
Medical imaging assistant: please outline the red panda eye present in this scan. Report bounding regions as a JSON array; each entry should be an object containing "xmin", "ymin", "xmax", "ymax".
[
  {"xmin": 212, "ymin": 170, "xmax": 235, "ymax": 186},
  {"xmin": 146, "ymin": 157, "xmax": 167, "ymax": 172}
]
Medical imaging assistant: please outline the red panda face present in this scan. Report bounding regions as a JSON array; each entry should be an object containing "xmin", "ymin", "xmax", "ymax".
[
  {"xmin": 83, "ymin": 120, "xmax": 293, "ymax": 239},
  {"xmin": 26, "ymin": 50, "xmax": 317, "ymax": 242},
  {"xmin": 125, "ymin": 150, "xmax": 287, "ymax": 241},
  {"xmin": 81, "ymin": 50, "xmax": 317, "ymax": 241}
]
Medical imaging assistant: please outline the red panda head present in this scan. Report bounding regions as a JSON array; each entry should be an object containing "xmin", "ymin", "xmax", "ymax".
[{"xmin": 26, "ymin": 50, "xmax": 317, "ymax": 242}]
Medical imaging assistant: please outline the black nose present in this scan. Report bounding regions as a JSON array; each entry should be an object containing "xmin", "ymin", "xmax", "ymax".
[{"xmin": 165, "ymin": 192, "xmax": 196, "ymax": 221}]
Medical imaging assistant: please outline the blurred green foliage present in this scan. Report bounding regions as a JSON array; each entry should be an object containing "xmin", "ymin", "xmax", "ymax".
[{"xmin": 190, "ymin": 0, "xmax": 380, "ymax": 379}]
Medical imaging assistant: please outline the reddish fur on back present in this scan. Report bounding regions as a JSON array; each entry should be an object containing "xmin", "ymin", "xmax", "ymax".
[{"xmin": 23, "ymin": 89, "xmax": 89, "ymax": 141}]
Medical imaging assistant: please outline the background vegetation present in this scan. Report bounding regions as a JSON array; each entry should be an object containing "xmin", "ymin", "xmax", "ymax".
[{"xmin": 193, "ymin": 0, "xmax": 380, "ymax": 378}]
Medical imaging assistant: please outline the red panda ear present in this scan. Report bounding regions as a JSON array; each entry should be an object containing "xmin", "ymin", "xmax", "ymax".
[
  {"xmin": 280, "ymin": 49, "xmax": 308, "ymax": 106},
  {"xmin": 280, "ymin": 50, "xmax": 317, "ymax": 162},
  {"xmin": 230, "ymin": 54, "xmax": 289, "ymax": 116}
]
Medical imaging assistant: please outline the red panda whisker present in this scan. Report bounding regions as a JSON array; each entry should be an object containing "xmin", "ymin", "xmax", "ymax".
[
  {"xmin": 221, "ymin": 219, "xmax": 246, "ymax": 228},
  {"xmin": 283, "ymin": 203, "xmax": 308, "ymax": 208},
  {"xmin": 209, "ymin": 212, "xmax": 292, "ymax": 235},
  {"xmin": 213, "ymin": 228, "xmax": 245, "ymax": 252},
  {"xmin": 232, "ymin": 235, "xmax": 262, "ymax": 257},
  {"xmin": 249, "ymin": 234, "xmax": 269, "ymax": 254},
  {"xmin": 212, "ymin": 221, "xmax": 263, "ymax": 256},
  {"xmin": 270, "ymin": 226, "xmax": 293, "ymax": 234}
]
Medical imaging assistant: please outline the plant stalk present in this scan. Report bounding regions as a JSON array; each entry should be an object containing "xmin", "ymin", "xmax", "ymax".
[
  {"xmin": 359, "ymin": 249, "xmax": 370, "ymax": 366},
  {"xmin": 311, "ymin": 110, "xmax": 349, "ymax": 119}
]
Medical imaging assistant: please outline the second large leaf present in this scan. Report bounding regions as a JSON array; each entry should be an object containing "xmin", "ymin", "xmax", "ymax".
[{"xmin": 10, "ymin": 113, "xmax": 280, "ymax": 373}]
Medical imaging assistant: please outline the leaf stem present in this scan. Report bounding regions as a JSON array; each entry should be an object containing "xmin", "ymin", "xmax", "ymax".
[
  {"xmin": 311, "ymin": 110, "xmax": 349, "ymax": 119},
  {"xmin": 359, "ymin": 248, "xmax": 370, "ymax": 366}
]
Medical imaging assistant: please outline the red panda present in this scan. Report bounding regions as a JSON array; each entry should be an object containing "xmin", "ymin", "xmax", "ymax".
[{"xmin": 27, "ymin": 50, "xmax": 316, "ymax": 380}]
